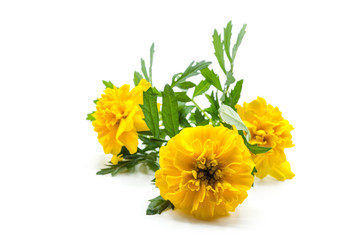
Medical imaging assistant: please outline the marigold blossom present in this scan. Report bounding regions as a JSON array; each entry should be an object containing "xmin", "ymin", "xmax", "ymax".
[
  {"xmin": 155, "ymin": 125, "xmax": 255, "ymax": 219},
  {"xmin": 92, "ymin": 79, "xmax": 151, "ymax": 156},
  {"xmin": 236, "ymin": 97, "xmax": 295, "ymax": 181}
]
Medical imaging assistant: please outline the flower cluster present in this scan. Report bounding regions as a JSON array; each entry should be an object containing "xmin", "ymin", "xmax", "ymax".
[
  {"xmin": 87, "ymin": 21, "xmax": 295, "ymax": 220},
  {"xmin": 236, "ymin": 97, "xmax": 295, "ymax": 181}
]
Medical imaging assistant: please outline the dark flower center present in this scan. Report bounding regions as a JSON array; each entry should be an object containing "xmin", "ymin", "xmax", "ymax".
[{"xmin": 194, "ymin": 159, "xmax": 222, "ymax": 186}]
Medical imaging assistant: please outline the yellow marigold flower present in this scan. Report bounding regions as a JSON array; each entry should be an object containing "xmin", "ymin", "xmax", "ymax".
[
  {"xmin": 155, "ymin": 125, "xmax": 255, "ymax": 219},
  {"xmin": 92, "ymin": 79, "xmax": 151, "ymax": 156},
  {"xmin": 236, "ymin": 97, "xmax": 295, "ymax": 181}
]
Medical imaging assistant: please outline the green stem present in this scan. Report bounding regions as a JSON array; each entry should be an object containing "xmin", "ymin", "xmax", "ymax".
[
  {"xmin": 225, "ymin": 85, "xmax": 230, "ymax": 96},
  {"xmin": 191, "ymin": 98, "xmax": 215, "ymax": 125}
]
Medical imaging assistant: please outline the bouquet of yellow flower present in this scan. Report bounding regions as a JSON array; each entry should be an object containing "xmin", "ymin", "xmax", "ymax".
[{"xmin": 87, "ymin": 21, "xmax": 294, "ymax": 220}]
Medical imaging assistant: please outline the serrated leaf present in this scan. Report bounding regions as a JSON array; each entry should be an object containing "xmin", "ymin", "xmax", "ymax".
[
  {"xmin": 194, "ymin": 108, "xmax": 209, "ymax": 126},
  {"xmin": 178, "ymin": 104, "xmax": 195, "ymax": 128},
  {"xmin": 225, "ymin": 71, "xmax": 236, "ymax": 86},
  {"xmin": 86, "ymin": 112, "xmax": 95, "ymax": 121},
  {"xmin": 140, "ymin": 88, "xmax": 160, "ymax": 138},
  {"xmin": 193, "ymin": 80, "xmax": 211, "ymax": 98},
  {"xmin": 102, "ymin": 80, "xmax": 114, "ymax": 89},
  {"xmin": 171, "ymin": 61, "xmax": 211, "ymax": 87},
  {"xmin": 175, "ymin": 92, "xmax": 191, "ymax": 102},
  {"xmin": 143, "ymin": 152, "xmax": 159, "ymax": 171},
  {"xmin": 232, "ymin": 24, "xmax": 247, "ymax": 61},
  {"xmin": 162, "ymin": 84, "xmax": 179, "ymax": 137},
  {"xmin": 223, "ymin": 21, "xmax": 233, "ymax": 63},
  {"xmin": 133, "ymin": 71, "xmax": 143, "ymax": 86},
  {"xmin": 141, "ymin": 58, "xmax": 149, "ymax": 82},
  {"xmin": 146, "ymin": 195, "xmax": 174, "ymax": 215},
  {"xmin": 200, "ymin": 68, "xmax": 223, "ymax": 92},
  {"xmin": 139, "ymin": 135, "xmax": 164, "ymax": 151},
  {"xmin": 149, "ymin": 43, "xmax": 155, "ymax": 82},
  {"xmin": 93, "ymin": 99, "xmax": 98, "ymax": 104},
  {"xmin": 144, "ymin": 159, "xmax": 160, "ymax": 172},
  {"xmin": 205, "ymin": 92, "xmax": 220, "ymax": 121},
  {"xmin": 238, "ymin": 131, "xmax": 271, "ymax": 154},
  {"xmin": 138, "ymin": 131, "xmax": 153, "ymax": 136},
  {"xmin": 251, "ymin": 167, "xmax": 257, "ymax": 176},
  {"xmin": 177, "ymin": 81, "xmax": 196, "ymax": 89},
  {"xmin": 213, "ymin": 29, "xmax": 226, "ymax": 73},
  {"xmin": 222, "ymin": 95, "xmax": 236, "ymax": 111},
  {"xmin": 119, "ymin": 145, "xmax": 131, "ymax": 156},
  {"xmin": 230, "ymin": 79, "xmax": 243, "ymax": 105},
  {"xmin": 219, "ymin": 105, "xmax": 251, "ymax": 141},
  {"xmin": 178, "ymin": 104, "xmax": 195, "ymax": 117},
  {"xmin": 96, "ymin": 167, "xmax": 117, "ymax": 175},
  {"xmin": 96, "ymin": 158, "xmax": 144, "ymax": 176},
  {"xmin": 152, "ymin": 87, "xmax": 162, "ymax": 97}
]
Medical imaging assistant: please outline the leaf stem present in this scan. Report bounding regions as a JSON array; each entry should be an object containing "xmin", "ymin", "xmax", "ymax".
[{"xmin": 191, "ymin": 98, "xmax": 215, "ymax": 125}]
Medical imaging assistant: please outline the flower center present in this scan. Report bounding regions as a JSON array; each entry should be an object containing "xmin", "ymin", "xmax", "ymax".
[{"xmin": 194, "ymin": 159, "xmax": 222, "ymax": 186}]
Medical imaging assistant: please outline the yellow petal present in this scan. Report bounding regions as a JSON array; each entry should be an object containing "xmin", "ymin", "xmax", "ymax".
[
  {"xmin": 116, "ymin": 129, "xmax": 138, "ymax": 154},
  {"xmin": 111, "ymin": 154, "xmax": 123, "ymax": 165},
  {"xmin": 269, "ymin": 160, "xmax": 295, "ymax": 181},
  {"xmin": 130, "ymin": 79, "xmax": 151, "ymax": 104}
]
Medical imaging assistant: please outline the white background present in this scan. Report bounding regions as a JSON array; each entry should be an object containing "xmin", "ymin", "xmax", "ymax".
[{"xmin": 1, "ymin": 0, "xmax": 359, "ymax": 239}]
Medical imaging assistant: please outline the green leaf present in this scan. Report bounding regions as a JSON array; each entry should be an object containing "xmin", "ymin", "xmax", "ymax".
[
  {"xmin": 102, "ymin": 80, "xmax": 114, "ymax": 89},
  {"xmin": 86, "ymin": 112, "xmax": 95, "ymax": 121},
  {"xmin": 152, "ymin": 87, "xmax": 162, "ymax": 97},
  {"xmin": 251, "ymin": 167, "xmax": 257, "ymax": 176},
  {"xmin": 218, "ymin": 105, "xmax": 251, "ymax": 141},
  {"xmin": 222, "ymin": 93, "xmax": 236, "ymax": 111},
  {"xmin": 205, "ymin": 91, "xmax": 220, "ymax": 121},
  {"xmin": 139, "ymin": 135, "xmax": 164, "ymax": 151},
  {"xmin": 225, "ymin": 71, "xmax": 236, "ymax": 86},
  {"xmin": 229, "ymin": 79, "xmax": 243, "ymax": 105},
  {"xmin": 144, "ymin": 159, "xmax": 160, "ymax": 172},
  {"xmin": 93, "ymin": 99, "xmax": 98, "ymax": 104},
  {"xmin": 137, "ymin": 131, "xmax": 153, "ymax": 136},
  {"xmin": 178, "ymin": 104, "xmax": 195, "ymax": 128},
  {"xmin": 232, "ymin": 24, "xmax": 247, "ymax": 61},
  {"xmin": 175, "ymin": 92, "xmax": 191, "ymax": 102},
  {"xmin": 200, "ymin": 68, "xmax": 223, "ymax": 92},
  {"xmin": 143, "ymin": 152, "xmax": 159, "ymax": 172},
  {"xmin": 171, "ymin": 61, "xmax": 211, "ymax": 87},
  {"xmin": 140, "ymin": 88, "xmax": 160, "ymax": 138},
  {"xmin": 238, "ymin": 131, "xmax": 271, "ymax": 154},
  {"xmin": 212, "ymin": 29, "xmax": 226, "ymax": 74},
  {"xmin": 177, "ymin": 81, "xmax": 196, "ymax": 89},
  {"xmin": 141, "ymin": 58, "xmax": 149, "ymax": 82},
  {"xmin": 251, "ymin": 167, "xmax": 257, "ymax": 187},
  {"xmin": 194, "ymin": 108, "xmax": 209, "ymax": 126},
  {"xmin": 133, "ymin": 71, "xmax": 143, "ymax": 86},
  {"xmin": 178, "ymin": 104, "xmax": 195, "ymax": 117},
  {"xmin": 146, "ymin": 195, "xmax": 174, "ymax": 215},
  {"xmin": 96, "ymin": 158, "xmax": 144, "ymax": 176},
  {"xmin": 193, "ymin": 80, "xmax": 211, "ymax": 98},
  {"xmin": 162, "ymin": 84, "xmax": 179, "ymax": 137},
  {"xmin": 223, "ymin": 21, "xmax": 233, "ymax": 63},
  {"xmin": 119, "ymin": 146, "xmax": 131, "ymax": 156},
  {"xmin": 149, "ymin": 43, "xmax": 155, "ymax": 82}
]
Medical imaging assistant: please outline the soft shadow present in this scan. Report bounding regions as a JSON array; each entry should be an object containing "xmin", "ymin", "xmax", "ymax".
[
  {"xmin": 93, "ymin": 154, "xmax": 111, "ymax": 169},
  {"xmin": 167, "ymin": 207, "xmax": 252, "ymax": 228},
  {"xmin": 253, "ymin": 177, "xmax": 283, "ymax": 186}
]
